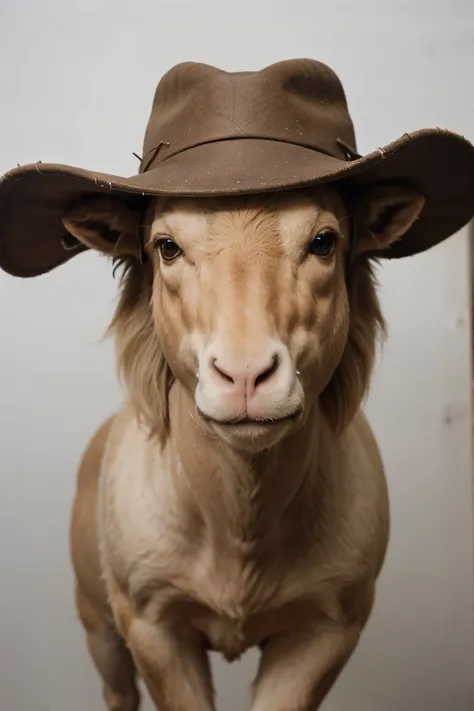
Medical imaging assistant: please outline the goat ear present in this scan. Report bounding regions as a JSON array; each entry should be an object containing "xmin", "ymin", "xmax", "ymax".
[
  {"xmin": 354, "ymin": 184, "xmax": 425, "ymax": 256},
  {"xmin": 62, "ymin": 195, "xmax": 142, "ymax": 260}
]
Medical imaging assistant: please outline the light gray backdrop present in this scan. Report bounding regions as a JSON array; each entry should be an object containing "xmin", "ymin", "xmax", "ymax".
[{"xmin": 0, "ymin": 1, "xmax": 473, "ymax": 709}]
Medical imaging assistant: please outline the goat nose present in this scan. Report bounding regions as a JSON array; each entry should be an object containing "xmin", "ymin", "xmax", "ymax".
[{"xmin": 210, "ymin": 352, "xmax": 280, "ymax": 398}]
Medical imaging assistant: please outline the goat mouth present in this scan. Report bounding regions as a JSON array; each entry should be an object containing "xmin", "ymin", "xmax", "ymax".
[{"xmin": 196, "ymin": 407, "xmax": 303, "ymax": 427}]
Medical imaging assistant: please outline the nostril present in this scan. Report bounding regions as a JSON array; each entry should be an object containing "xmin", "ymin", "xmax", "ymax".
[
  {"xmin": 211, "ymin": 358, "xmax": 235, "ymax": 385},
  {"xmin": 254, "ymin": 353, "xmax": 279, "ymax": 389}
]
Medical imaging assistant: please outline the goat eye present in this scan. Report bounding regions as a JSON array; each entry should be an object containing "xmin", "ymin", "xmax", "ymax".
[
  {"xmin": 157, "ymin": 238, "xmax": 182, "ymax": 263},
  {"xmin": 308, "ymin": 230, "xmax": 337, "ymax": 258}
]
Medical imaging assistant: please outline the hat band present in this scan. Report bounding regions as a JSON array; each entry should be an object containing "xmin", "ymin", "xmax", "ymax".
[{"xmin": 140, "ymin": 135, "xmax": 359, "ymax": 174}]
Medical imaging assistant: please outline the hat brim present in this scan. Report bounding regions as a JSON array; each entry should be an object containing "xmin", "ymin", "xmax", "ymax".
[{"xmin": 1, "ymin": 128, "xmax": 473, "ymax": 276}]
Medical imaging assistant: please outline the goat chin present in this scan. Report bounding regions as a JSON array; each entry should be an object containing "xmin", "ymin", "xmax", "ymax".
[{"xmin": 200, "ymin": 416, "xmax": 299, "ymax": 452}]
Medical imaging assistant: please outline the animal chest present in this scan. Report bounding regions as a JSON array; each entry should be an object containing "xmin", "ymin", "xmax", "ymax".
[{"xmin": 127, "ymin": 531, "xmax": 318, "ymax": 661}]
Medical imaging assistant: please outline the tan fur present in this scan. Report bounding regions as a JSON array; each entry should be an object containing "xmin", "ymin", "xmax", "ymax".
[{"xmin": 67, "ymin": 184, "xmax": 423, "ymax": 710}]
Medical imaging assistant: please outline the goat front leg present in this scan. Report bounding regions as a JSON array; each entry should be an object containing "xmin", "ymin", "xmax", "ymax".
[
  {"xmin": 251, "ymin": 621, "xmax": 364, "ymax": 711},
  {"xmin": 108, "ymin": 578, "xmax": 215, "ymax": 711},
  {"xmin": 127, "ymin": 617, "xmax": 214, "ymax": 711}
]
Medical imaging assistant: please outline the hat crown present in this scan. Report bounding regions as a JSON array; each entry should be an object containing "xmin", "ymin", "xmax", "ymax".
[{"xmin": 140, "ymin": 59, "xmax": 357, "ymax": 172}]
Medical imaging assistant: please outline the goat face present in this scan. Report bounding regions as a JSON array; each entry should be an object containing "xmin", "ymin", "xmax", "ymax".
[
  {"xmin": 63, "ymin": 184, "xmax": 424, "ymax": 452},
  {"xmin": 146, "ymin": 188, "xmax": 351, "ymax": 450}
]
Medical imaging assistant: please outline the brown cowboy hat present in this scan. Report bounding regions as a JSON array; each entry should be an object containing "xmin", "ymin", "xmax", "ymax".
[{"xmin": 1, "ymin": 58, "xmax": 473, "ymax": 277}]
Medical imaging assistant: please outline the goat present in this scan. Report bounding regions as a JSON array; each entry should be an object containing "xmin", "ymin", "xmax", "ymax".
[{"xmin": 67, "ymin": 182, "xmax": 424, "ymax": 710}]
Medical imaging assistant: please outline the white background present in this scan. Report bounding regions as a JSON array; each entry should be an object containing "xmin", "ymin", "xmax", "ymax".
[{"xmin": 0, "ymin": 1, "xmax": 473, "ymax": 709}]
